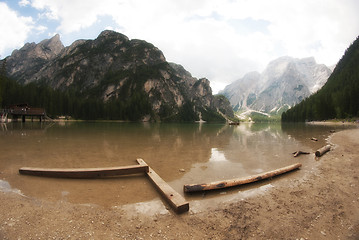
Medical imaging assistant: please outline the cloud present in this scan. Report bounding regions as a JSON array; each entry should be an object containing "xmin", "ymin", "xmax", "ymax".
[
  {"xmin": 18, "ymin": 0, "xmax": 31, "ymax": 7},
  {"xmin": 0, "ymin": 2, "xmax": 34, "ymax": 58},
  {"xmin": 29, "ymin": 0, "xmax": 121, "ymax": 33}
]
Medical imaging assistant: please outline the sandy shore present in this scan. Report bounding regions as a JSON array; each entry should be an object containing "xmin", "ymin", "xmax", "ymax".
[{"xmin": 1, "ymin": 128, "xmax": 358, "ymax": 239}]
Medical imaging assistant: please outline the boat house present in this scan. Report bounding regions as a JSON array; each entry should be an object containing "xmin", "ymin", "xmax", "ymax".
[{"xmin": 1, "ymin": 103, "xmax": 46, "ymax": 122}]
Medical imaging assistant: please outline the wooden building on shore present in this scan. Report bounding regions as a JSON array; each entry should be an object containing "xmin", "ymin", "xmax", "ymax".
[{"xmin": 1, "ymin": 104, "xmax": 47, "ymax": 122}]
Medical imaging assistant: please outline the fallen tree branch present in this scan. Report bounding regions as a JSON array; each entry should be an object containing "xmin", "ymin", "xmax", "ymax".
[
  {"xmin": 292, "ymin": 151, "xmax": 310, "ymax": 157},
  {"xmin": 184, "ymin": 163, "xmax": 302, "ymax": 193}
]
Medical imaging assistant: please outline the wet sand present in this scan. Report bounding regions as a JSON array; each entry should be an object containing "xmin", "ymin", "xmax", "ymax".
[{"xmin": 0, "ymin": 128, "xmax": 358, "ymax": 239}]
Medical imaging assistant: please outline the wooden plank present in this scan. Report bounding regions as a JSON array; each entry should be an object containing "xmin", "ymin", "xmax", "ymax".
[
  {"xmin": 184, "ymin": 162, "xmax": 302, "ymax": 193},
  {"xmin": 315, "ymin": 145, "xmax": 331, "ymax": 157},
  {"xmin": 19, "ymin": 164, "xmax": 149, "ymax": 178},
  {"xmin": 136, "ymin": 158, "xmax": 189, "ymax": 214}
]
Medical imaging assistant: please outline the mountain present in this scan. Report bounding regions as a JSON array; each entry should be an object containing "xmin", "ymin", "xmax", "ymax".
[
  {"xmin": 220, "ymin": 56, "xmax": 332, "ymax": 115},
  {"xmin": 282, "ymin": 36, "xmax": 359, "ymax": 121},
  {"xmin": 6, "ymin": 34, "xmax": 64, "ymax": 84},
  {"xmin": 1, "ymin": 30, "xmax": 233, "ymax": 122}
]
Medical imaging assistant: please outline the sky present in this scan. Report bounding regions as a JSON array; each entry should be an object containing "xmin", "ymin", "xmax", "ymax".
[{"xmin": 0, "ymin": 0, "xmax": 358, "ymax": 93}]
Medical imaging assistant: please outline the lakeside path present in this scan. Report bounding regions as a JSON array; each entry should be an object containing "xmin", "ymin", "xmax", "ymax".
[{"xmin": 0, "ymin": 128, "xmax": 358, "ymax": 239}]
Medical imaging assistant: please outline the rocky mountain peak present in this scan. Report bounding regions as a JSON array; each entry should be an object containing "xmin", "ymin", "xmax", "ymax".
[
  {"xmin": 221, "ymin": 56, "xmax": 332, "ymax": 115},
  {"xmin": 10, "ymin": 34, "xmax": 64, "ymax": 60},
  {"xmin": 5, "ymin": 34, "xmax": 64, "ymax": 83},
  {"xmin": 98, "ymin": 30, "xmax": 129, "ymax": 41},
  {"xmin": 40, "ymin": 34, "xmax": 64, "ymax": 55}
]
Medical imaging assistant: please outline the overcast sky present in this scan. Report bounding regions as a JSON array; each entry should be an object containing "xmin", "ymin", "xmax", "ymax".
[{"xmin": 1, "ymin": 0, "xmax": 358, "ymax": 93}]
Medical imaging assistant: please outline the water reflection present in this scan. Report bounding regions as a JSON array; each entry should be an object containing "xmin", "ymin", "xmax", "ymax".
[
  {"xmin": 0, "ymin": 122, "xmax": 346, "ymax": 207},
  {"xmin": 209, "ymin": 148, "xmax": 227, "ymax": 162}
]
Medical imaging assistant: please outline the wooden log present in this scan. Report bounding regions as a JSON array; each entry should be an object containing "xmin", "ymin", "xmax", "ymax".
[
  {"xmin": 19, "ymin": 164, "xmax": 149, "ymax": 178},
  {"xmin": 315, "ymin": 145, "xmax": 331, "ymax": 157},
  {"xmin": 136, "ymin": 158, "xmax": 189, "ymax": 214},
  {"xmin": 311, "ymin": 137, "xmax": 318, "ymax": 141},
  {"xmin": 292, "ymin": 151, "xmax": 310, "ymax": 157},
  {"xmin": 183, "ymin": 163, "xmax": 302, "ymax": 193}
]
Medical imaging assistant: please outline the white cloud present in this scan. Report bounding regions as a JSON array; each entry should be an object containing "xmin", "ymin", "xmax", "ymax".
[
  {"xmin": 0, "ymin": 2, "xmax": 34, "ymax": 58},
  {"xmin": 18, "ymin": 0, "xmax": 31, "ymax": 7},
  {"xmin": 29, "ymin": 0, "xmax": 121, "ymax": 33},
  {"xmin": 35, "ymin": 25, "xmax": 47, "ymax": 34}
]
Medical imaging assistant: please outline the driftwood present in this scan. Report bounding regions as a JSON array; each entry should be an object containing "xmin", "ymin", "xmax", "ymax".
[
  {"xmin": 136, "ymin": 158, "xmax": 189, "ymax": 214},
  {"xmin": 292, "ymin": 151, "xmax": 310, "ymax": 157},
  {"xmin": 19, "ymin": 165, "xmax": 149, "ymax": 178},
  {"xmin": 315, "ymin": 145, "xmax": 331, "ymax": 157},
  {"xmin": 311, "ymin": 137, "xmax": 318, "ymax": 141},
  {"xmin": 183, "ymin": 163, "xmax": 302, "ymax": 193}
]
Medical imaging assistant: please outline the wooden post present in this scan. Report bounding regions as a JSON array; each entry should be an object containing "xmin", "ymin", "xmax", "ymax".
[
  {"xmin": 137, "ymin": 158, "xmax": 189, "ymax": 214},
  {"xmin": 315, "ymin": 145, "xmax": 331, "ymax": 157},
  {"xmin": 184, "ymin": 163, "xmax": 302, "ymax": 193}
]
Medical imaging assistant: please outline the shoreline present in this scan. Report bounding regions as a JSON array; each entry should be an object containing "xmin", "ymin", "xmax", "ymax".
[
  {"xmin": 0, "ymin": 128, "xmax": 358, "ymax": 239},
  {"xmin": 306, "ymin": 120, "xmax": 359, "ymax": 126}
]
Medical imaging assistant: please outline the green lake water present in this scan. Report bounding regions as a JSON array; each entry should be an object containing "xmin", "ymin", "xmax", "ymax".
[{"xmin": 0, "ymin": 121, "xmax": 352, "ymax": 213}]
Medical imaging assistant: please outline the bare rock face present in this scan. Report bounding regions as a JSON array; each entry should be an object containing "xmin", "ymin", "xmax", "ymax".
[
  {"xmin": 2, "ymin": 30, "xmax": 233, "ymax": 122},
  {"xmin": 6, "ymin": 34, "xmax": 64, "ymax": 84},
  {"xmin": 221, "ymin": 56, "xmax": 332, "ymax": 114}
]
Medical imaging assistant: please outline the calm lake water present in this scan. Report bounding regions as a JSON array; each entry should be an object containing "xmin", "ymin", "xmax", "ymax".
[{"xmin": 0, "ymin": 121, "xmax": 352, "ymax": 213}]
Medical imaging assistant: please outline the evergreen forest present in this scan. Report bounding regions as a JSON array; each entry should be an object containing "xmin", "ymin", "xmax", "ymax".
[{"xmin": 0, "ymin": 60, "xmax": 155, "ymax": 121}]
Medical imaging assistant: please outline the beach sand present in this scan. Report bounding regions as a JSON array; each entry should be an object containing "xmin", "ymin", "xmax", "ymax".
[{"xmin": 0, "ymin": 128, "xmax": 358, "ymax": 239}]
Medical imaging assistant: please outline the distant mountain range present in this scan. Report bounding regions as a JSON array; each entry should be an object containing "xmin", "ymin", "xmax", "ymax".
[
  {"xmin": 220, "ymin": 56, "xmax": 332, "ymax": 117},
  {"xmin": 0, "ymin": 30, "xmax": 234, "ymax": 122},
  {"xmin": 282, "ymin": 35, "xmax": 359, "ymax": 121}
]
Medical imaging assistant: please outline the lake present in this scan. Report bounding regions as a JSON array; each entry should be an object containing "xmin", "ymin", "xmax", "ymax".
[{"xmin": 0, "ymin": 121, "xmax": 351, "ymax": 213}]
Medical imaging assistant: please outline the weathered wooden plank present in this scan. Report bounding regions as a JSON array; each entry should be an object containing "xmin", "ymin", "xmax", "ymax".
[
  {"xmin": 19, "ymin": 164, "xmax": 149, "ymax": 178},
  {"xmin": 136, "ymin": 158, "xmax": 189, "ymax": 214},
  {"xmin": 184, "ymin": 162, "xmax": 302, "ymax": 193},
  {"xmin": 315, "ymin": 145, "xmax": 331, "ymax": 157}
]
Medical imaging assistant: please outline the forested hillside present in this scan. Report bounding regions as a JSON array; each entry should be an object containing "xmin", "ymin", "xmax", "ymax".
[
  {"xmin": 0, "ymin": 67, "xmax": 144, "ymax": 120},
  {"xmin": 282, "ymin": 36, "xmax": 359, "ymax": 121}
]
